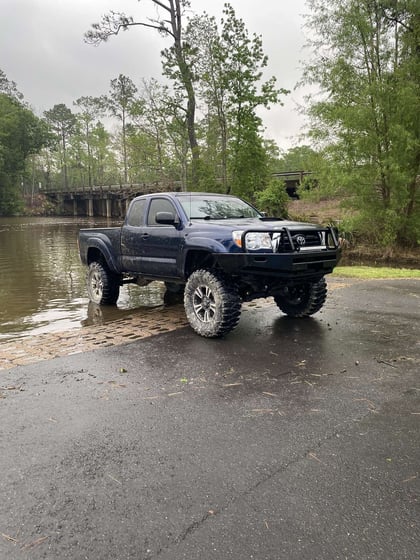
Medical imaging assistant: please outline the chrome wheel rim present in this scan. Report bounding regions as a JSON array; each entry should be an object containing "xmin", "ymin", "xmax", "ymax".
[
  {"xmin": 193, "ymin": 285, "xmax": 216, "ymax": 323},
  {"xmin": 90, "ymin": 270, "xmax": 103, "ymax": 300}
]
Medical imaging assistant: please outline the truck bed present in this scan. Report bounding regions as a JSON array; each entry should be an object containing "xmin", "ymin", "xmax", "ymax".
[{"xmin": 79, "ymin": 227, "xmax": 122, "ymax": 270}]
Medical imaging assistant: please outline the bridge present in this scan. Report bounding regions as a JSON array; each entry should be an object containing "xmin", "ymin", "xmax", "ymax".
[
  {"xmin": 272, "ymin": 171, "xmax": 313, "ymax": 199},
  {"xmin": 43, "ymin": 182, "xmax": 181, "ymax": 218},
  {"xmin": 43, "ymin": 172, "xmax": 312, "ymax": 218}
]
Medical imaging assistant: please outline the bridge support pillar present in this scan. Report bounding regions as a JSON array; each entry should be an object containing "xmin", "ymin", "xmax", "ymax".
[
  {"xmin": 56, "ymin": 194, "xmax": 64, "ymax": 215},
  {"xmin": 106, "ymin": 198, "xmax": 112, "ymax": 218},
  {"xmin": 73, "ymin": 199, "xmax": 78, "ymax": 217},
  {"xmin": 87, "ymin": 198, "xmax": 94, "ymax": 217}
]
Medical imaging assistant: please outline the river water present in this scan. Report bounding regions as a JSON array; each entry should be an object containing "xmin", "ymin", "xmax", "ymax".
[{"xmin": 0, "ymin": 217, "xmax": 165, "ymax": 341}]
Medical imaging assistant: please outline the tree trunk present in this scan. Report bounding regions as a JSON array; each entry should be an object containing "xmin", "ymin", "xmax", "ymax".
[{"xmin": 170, "ymin": 0, "xmax": 199, "ymax": 186}]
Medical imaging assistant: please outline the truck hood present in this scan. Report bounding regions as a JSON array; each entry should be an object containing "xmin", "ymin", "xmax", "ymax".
[{"xmin": 189, "ymin": 217, "xmax": 322, "ymax": 231}]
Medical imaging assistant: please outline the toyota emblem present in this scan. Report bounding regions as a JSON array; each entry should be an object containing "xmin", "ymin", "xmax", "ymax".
[{"xmin": 295, "ymin": 235, "xmax": 306, "ymax": 246}]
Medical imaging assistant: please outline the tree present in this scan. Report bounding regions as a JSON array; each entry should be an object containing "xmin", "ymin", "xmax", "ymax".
[
  {"xmin": 84, "ymin": 0, "xmax": 201, "ymax": 184},
  {"xmin": 276, "ymin": 145, "xmax": 318, "ymax": 173},
  {"xmin": 255, "ymin": 178, "xmax": 289, "ymax": 218},
  {"xmin": 0, "ymin": 68, "xmax": 24, "ymax": 101},
  {"xmin": 302, "ymin": 0, "xmax": 419, "ymax": 246},
  {"xmin": 184, "ymin": 5, "xmax": 288, "ymax": 198},
  {"xmin": 184, "ymin": 13, "xmax": 229, "ymax": 191},
  {"xmin": 128, "ymin": 78, "xmax": 189, "ymax": 187},
  {"xmin": 44, "ymin": 104, "xmax": 77, "ymax": 190},
  {"xmin": 74, "ymin": 96, "xmax": 104, "ymax": 188},
  {"xmin": 89, "ymin": 123, "xmax": 118, "ymax": 185},
  {"xmin": 0, "ymin": 93, "xmax": 49, "ymax": 214},
  {"xmin": 101, "ymin": 75, "xmax": 137, "ymax": 183},
  {"xmin": 220, "ymin": 5, "xmax": 288, "ymax": 198}
]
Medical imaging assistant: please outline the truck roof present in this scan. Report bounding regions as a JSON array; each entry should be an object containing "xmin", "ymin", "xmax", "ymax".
[{"xmin": 134, "ymin": 192, "xmax": 240, "ymax": 200}]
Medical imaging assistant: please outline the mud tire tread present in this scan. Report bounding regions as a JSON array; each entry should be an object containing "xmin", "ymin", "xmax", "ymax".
[
  {"xmin": 87, "ymin": 261, "xmax": 120, "ymax": 305},
  {"xmin": 184, "ymin": 269, "xmax": 241, "ymax": 338},
  {"xmin": 274, "ymin": 278, "xmax": 327, "ymax": 318}
]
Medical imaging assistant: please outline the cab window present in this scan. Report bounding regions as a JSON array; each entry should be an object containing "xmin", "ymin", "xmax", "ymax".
[
  {"xmin": 147, "ymin": 198, "xmax": 177, "ymax": 226},
  {"xmin": 127, "ymin": 199, "xmax": 147, "ymax": 227}
]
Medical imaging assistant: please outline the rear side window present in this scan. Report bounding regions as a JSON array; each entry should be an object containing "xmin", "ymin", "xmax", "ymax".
[
  {"xmin": 127, "ymin": 199, "xmax": 147, "ymax": 226},
  {"xmin": 147, "ymin": 198, "xmax": 177, "ymax": 226}
]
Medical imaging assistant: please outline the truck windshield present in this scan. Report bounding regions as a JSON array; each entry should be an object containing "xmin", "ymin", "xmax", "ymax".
[{"xmin": 179, "ymin": 195, "xmax": 261, "ymax": 220}]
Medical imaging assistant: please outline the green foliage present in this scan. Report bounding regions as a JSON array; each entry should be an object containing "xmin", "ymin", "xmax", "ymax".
[
  {"xmin": 129, "ymin": 79, "xmax": 191, "ymax": 188},
  {"xmin": 73, "ymin": 96, "xmax": 104, "ymax": 187},
  {"xmin": 103, "ymin": 75, "xmax": 137, "ymax": 123},
  {"xmin": 0, "ymin": 92, "xmax": 49, "ymax": 215},
  {"xmin": 0, "ymin": 69, "xmax": 24, "ymax": 101},
  {"xmin": 217, "ymin": 4, "xmax": 287, "ymax": 196},
  {"xmin": 333, "ymin": 266, "xmax": 420, "ymax": 279},
  {"xmin": 44, "ymin": 103, "xmax": 77, "ymax": 190},
  {"xmin": 102, "ymin": 75, "xmax": 138, "ymax": 183},
  {"xmin": 228, "ymin": 122, "xmax": 270, "ymax": 200},
  {"xmin": 184, "ymin": 6, "xmax": 288, "ymax": 194},
  {"xmin": 254, "ymin": 178, "xmax": 289, "ymax": 218},
  {"xmin": 303, "ymin": 0, "xmax": 420, "ymax": 247},
  {"xmin": 1, "ymin": 5, "xmax": 294, "ymax": 208},
  {"xmin": 276, "ymin": 145, "xmax": 318, "ymax": 173},
  {"xmin": 0, "ymin": 173, "xmax": 23, "ymax": 215},
  {"xmin": 44, "ymin": 104, "xmax": 76, "ymax": 138}
]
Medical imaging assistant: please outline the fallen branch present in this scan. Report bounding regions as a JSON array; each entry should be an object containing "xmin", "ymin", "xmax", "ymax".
[
  {"xmin": 377, "ymin": 359, "xmax": 397, "ymax": 368},
  {"xmin": 21, "ymin": 536, "xmax": 48, "ymax": 551},
  {"xmin": 2, "ymin": 533, "xmax": 18, "ymax": 543}
]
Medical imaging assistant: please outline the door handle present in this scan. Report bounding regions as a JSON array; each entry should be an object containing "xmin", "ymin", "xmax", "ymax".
[{"xmin": 141, "ymin": 233, "xmax": 150, "ymax": 239}]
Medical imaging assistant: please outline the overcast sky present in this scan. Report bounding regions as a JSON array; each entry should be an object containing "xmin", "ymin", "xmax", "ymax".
[{"xmin": 1, "ymin": 0, "xmax": 312, "ymax": 150}]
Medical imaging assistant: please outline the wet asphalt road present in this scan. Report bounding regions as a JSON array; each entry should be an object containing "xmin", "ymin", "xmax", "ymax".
[{"xmin": 0, "ymin": 278, "xmax": 419, "ymax": 560}]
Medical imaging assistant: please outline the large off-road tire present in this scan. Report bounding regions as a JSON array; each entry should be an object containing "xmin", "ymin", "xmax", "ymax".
[
  {"xmin": 274, "ymin": 278, "xmax": 327, "ymax": 318},
  {"xmin": 184, "ymin": 269, "xmax": 242, "ymax": 338},
  {"xmin": 86, "ymin": 261, "xmax": 120, "ymax": 305}
]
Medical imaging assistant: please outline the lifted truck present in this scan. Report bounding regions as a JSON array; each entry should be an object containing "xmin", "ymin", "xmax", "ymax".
[{"xmin": 78, "ymin": 192, "xmax": 341, "ymax": 338}]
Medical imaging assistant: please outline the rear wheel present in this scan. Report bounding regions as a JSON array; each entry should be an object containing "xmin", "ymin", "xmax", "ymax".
[
  {"xmin": 274, "ymin": 278, "xmax": 327, "ymax": 317},
  {"xmin": 184, "ymin": 269, "xmax": 241, "ymax": 338},
  {"xmin": 87, "ymin": 262, "xmax": 120, "ymax": 305}
]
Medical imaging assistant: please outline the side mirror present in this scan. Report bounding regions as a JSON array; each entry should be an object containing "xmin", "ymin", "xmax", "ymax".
[{"xmin": 155, "ymin": 211, "xmax": 179, "ymax": 226}]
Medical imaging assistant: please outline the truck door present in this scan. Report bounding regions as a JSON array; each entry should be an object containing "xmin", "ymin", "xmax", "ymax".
[
  {"xmin": 140, "ymin": 197, "xmax": 182, "ymax": 277},
  {"xmin": 120, "ymin": 198, "xmax": 148, "ymax": 272}
]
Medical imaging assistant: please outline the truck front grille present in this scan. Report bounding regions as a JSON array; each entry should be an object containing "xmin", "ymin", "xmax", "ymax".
[{"xmin": 272, "ymin": 230, "xmax": 323, "ymax": 252}]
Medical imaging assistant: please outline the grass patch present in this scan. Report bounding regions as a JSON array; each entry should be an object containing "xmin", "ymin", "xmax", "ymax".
[{"xmin": 333, "ymin": 266, "xmax": 420, "ymax": 279}]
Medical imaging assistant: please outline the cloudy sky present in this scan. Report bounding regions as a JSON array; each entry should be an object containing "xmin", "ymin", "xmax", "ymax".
[{"xmin": 1, "ymin": 0, "xmax": 312, "ymax": 150}]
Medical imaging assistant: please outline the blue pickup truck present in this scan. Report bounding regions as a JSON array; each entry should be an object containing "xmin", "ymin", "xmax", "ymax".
[{"xmin": 78, "ymin": 192, "xmax": 341, "ymax": 337}]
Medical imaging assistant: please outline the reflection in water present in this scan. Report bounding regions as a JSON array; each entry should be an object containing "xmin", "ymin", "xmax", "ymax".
[
  {"xmin": 82, "ymin": 284, "xmax": 171, "ymax": 327},
  {"xmin": 0, "ymin": 217, "xmax": 168, "ymax": 341},
  {"xmin": 271, "ymin": 315, "xmax": 325, "ymax": 339}
]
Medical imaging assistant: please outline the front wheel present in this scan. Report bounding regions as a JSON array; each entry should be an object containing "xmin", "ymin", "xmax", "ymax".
[
  {"xmin": 274, "ymin": 278, "xmax": 327, "ymax": 317},
  {"xmin": 86, "ymin": 262, "xmax": 120, "ymax": 305},
  {"xmin": 184, "ymin": 269, "xmax": 241, "ymax": 338}
]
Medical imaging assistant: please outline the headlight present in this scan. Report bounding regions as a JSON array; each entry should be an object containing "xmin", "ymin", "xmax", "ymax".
[
  {"xmin": 246, "ymin": 232, "xmax": 272, "ymax": 250},
  {"xmin": 233, "ymin": 231, "xmax": 272, "ymax": 250}
]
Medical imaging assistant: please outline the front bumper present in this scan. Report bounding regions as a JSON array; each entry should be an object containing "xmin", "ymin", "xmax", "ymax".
[{"xmin": 214, "ymin": 248, "xmax": 341, "ymax": 279}]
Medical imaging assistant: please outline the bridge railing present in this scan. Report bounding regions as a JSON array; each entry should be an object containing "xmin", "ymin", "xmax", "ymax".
[{"xmin": 43, "ymin": 182, "xmax": 182, "ymax": 196}]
